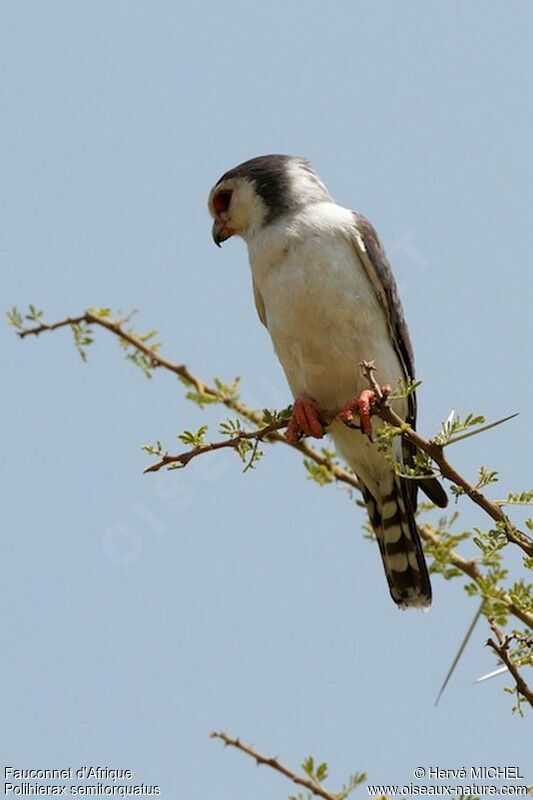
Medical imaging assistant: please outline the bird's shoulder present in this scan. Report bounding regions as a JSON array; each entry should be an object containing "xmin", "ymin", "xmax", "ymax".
[
  {"xmin": 249, "ymin": 201, "xmax": 351, "ymax": 247},
  {"xmin": 246, "ymin": 202, "xmax": 354, "ymax": 274}
]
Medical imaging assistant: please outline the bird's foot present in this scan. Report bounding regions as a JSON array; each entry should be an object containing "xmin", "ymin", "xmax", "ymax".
[
  {"xmin": 285, "ymin": 396, "xmax": 324, "ymax": 443},
  {"xmin": 337, "ymin": 385, "xmax": 391, "ymax": 438}
]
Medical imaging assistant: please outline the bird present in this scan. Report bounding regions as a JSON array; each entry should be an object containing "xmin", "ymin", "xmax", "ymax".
[{"xmin": 208, "ymin": 154, "xmax": 447, "ymax": 609}]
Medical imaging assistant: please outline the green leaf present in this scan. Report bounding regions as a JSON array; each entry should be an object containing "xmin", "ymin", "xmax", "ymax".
[
  {"xmin": 185, "ymin": 388, "xmax": 220, "ymax": 408},
  {"xmin": 476, "ymin": 466, "xmax": 499, "ymax": 489},
  {"xmin": 86, "ymin": 306, "xmax": 112, "ymax": 318},
  {"xmin": 213, "ymin": 375, "xmax": 241, "ymax": 401},
  {"xmin": 261, "ymin": 405, "xmax": 293, "ymax": 424},
  {"xmin": 142, "ymin": 440, "xmax": 164, "ymax": 457},
  {"xmin": 177, "ymin": 425, "xmax": 209, "ymax": 447},
  {"xmin": 388, "ymin": 377, "xmax": 422, "ymax": 400},
  {"xmin": 70, "ymin": 321, "xmax": 93, "ymax": 362},
  {"xmin": 303, "ymin": 459, "xmax": 334, "ymax": 486},
  {"xmin": 6, "ymin": 306, "xmax": 24, "ymax": 329},
  {"xmin": 241, "ymin": 438, "xmax": 264, "ymax": 472},
  {"xmin": 218, "ymin": 418, "xmax": 243, "ymax": 436},
  {"xmin": 433, "ymin": 411, "xmax": 486, "ymax": 446},
  {"xmin": 499, "ymin": 489, "xmax": 533, "ymax": 506},
  {"xmin": 26, "ymin": 303, "xmax": 44, "ymax": 322},
  {"xmin": 301, "ymin": 757, "xmax": 314, "ymax": 778}
]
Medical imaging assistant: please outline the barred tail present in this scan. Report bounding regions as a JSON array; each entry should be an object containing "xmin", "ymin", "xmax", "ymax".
[{"xmin": 362, "ymin": 474, "xmax": 432, "ymax": 609}]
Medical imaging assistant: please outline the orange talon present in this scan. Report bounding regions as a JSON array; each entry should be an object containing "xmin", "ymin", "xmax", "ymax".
[
  {"xmin": 337, "ymin": 385, "xmax": 391, "ymax": 438},
  {"xmin": 285, "ymin": 396, "xmax": 324, "ymax": 443},
  {"xmin": 356, "ymin": 389, "xmax": 375, "ymax": 436},
  {"xmin": 285, "ymin": 414, "xmax": 301, "ymax": 443}
]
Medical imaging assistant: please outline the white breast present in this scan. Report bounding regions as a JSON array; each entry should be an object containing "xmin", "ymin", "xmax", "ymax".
[{"xmin": 246, "ymin": 203, "xmax": 404, "ymax": 412}]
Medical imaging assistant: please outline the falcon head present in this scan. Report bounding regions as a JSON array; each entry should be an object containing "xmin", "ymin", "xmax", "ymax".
[{"xmin": 208, "ymin": 154, "xmax": 332, "ymax": 246}]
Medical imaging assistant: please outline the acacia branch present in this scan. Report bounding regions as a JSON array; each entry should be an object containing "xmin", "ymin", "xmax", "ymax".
[
  {"xmin": 18, "ymin": 314, "xmax": 87, "ymax": 336},
  {"xmin": 148, "ymin": 420, "xmax": 362, "ymax": 487},
  {"xmin": 19, "ymin": 311, "xmax": 209, "ymax": 394},
  {"xmin": 210, "ymin": 731, "xmax": 339, "ymax": 800},
  {"xmin": 144, "ymin": 418, "xmax": 287, "ymax": 473},
  {"xmin": 486, "ymin": 620, "xmax": 533, "ymax": 708},
  {"xmin": 145, "ymin": 356, "xmax": 531, "ymax": 556},
  {"xmin": 144, "ymin": 411, "xmax": 360, "ymax": 485}
]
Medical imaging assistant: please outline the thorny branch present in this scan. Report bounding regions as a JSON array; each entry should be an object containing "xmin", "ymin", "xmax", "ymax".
[
  {"xmin": 486, "ymin": 620, "xmax": 533, "ymax": 709},
  {"xmin": 19, "ymin": 310, "xmax": 214, "ymax": 395},
  {"xmin": 14, "ymin": 313, "xmax": 533, "ymax": 636},
  {"xmin": 359, "ymin": 361, "xmax": 533, "ymax": 559},
  {"xmin": 210, "ymin": 731, "xmax": 341, "ymax": 800},
  {"xmin": 147, "ymin": 356, "xmax": 531, "ymax": 555},
  {"xmin": 144, "ymin": 417, "xmax": 288, "ymax": 473}
]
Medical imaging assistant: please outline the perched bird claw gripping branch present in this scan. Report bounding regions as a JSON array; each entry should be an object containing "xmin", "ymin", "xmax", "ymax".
[
  {"xmin": 286, "ymin": 383, "xmax": 392, "ymax": 443},
  {"xmin": 337, "ymin": 383, "xmax": 392, "ymax": 439},
  {"xmin": 208, "ymin": 154, "xmax": 448, "ymax": 609},
  {"xmin": 285, "ymin": 395, "xmax": 325, "ymax": 442}
]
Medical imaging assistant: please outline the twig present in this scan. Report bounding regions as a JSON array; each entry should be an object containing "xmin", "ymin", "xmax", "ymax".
[
  {"xmin": 210, "ymin": 731, "xmax": 338, "ymax": 800},
  {"xmin": 20, "ymin": 311, "xmax": 208, "ymax": 394},
  {"xmin": 486, "ymin": 620, "xmax": 533, "ymax": 708},
  {"xmin": 360, "ymin": 361, "xmax": 533, "ymax": 558},
  {"xmin": 18, "ymin": 314, "xmax": 88, "ymax": 336},
  {"xmin": 146, "ymin": 421, "xmax": 361, "ymax": 487},
  {"xmin": 144, "ymin": 418, "xmax": 287, "ymax": 473}
]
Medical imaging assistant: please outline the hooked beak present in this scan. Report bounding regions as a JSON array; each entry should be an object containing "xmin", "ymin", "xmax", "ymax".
[{"xmin": 212, "ymin": 218, "xmax": 234, "ymax": 247}]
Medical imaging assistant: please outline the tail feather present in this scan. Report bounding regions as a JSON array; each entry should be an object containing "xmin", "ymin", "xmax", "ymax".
[
  {"xmin": 418, "ymin": 476, "xmax": 448, "ymax": 509},
  {"xmin": 362, "ymin": 476, "xmax": 432, "ymax": 609}
]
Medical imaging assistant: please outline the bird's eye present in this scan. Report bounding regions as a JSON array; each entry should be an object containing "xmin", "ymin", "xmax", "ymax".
[{"xmin": 213, "ymin": 189, "xmax": 232, "ymax": 215}]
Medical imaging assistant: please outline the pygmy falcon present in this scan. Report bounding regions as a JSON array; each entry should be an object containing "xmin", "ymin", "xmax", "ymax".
[{"xmin": 208, "ymin": 154, "xmax": 447, "ymax": 608}]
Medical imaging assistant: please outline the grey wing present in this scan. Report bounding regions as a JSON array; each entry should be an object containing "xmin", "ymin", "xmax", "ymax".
[
  {"xmin": 351, "ymin": 213, "xmax": 415, "ymax": 400},
  {"xmin": 351, "ymin": 212, "xmax": 447, "ymax": 509}
]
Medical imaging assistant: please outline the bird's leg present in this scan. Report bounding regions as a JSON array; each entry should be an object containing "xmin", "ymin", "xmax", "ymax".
[
  {"xmin": 337, "ymin": 385, "xmax": 391, "ymax": 438},
  {"xmin": 285, "ymin": 396, "xmax": 324, "ymax": 443}
]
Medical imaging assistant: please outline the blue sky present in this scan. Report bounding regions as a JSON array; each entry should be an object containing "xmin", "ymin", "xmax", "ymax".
[{"xmin": 2, "ymin": 1, "xmax": 531, "ymax": 796}]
